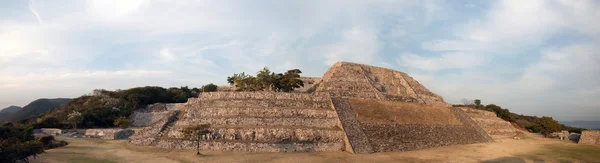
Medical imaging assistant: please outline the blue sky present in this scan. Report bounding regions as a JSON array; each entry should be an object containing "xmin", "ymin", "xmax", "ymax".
[{"xmin": 0, "ymin": 0, "xmax": 598, "ymax": 121}]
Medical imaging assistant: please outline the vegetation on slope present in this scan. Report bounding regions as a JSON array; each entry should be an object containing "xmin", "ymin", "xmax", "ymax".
[
  {"xmin": 14, "ymin": 85, "xmax": 216, "ymax": 129},
  {"xmin": 5, "ymin": 98, "xmax": 71, "ymax": 123},
  {"xmin": 454, "ymin": 100, "xmax": 585, "ymax": 134}
]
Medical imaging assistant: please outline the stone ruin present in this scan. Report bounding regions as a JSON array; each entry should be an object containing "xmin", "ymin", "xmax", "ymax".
[
  {"xmin": 128, "ymin": 61, "xmax": 506, "ymax": 153},
  {"xmin": 33, "ymin": 128, "xmax": 62, "ymax": 136},
  {"xmin": 85, "ymin": 128, "xmax": 135, "ymax": 140},
  {"xmin": 579, "ymin": 130, "xmax": 600, "ymax": 145},
  {"xmin": 460, "ymin": 108, "xmax": 519, "ymax": 139}
]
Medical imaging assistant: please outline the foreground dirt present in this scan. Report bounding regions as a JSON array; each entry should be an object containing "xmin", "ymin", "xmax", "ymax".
[{"xmin": 32, "ymin": 133, "xmax": 599, "ymax": 163}]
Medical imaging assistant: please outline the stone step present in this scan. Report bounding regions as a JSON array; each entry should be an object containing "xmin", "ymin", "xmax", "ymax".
[
  {"xmin": 155, "ymin": 139, "xmax": 345, "ymax": 152},
  {"xmin": 165, "ymin": 126, "xmax": 345, "ymax": 143},
  {"xmin": 174, "ymin": 117, "xmax": 340, "ymax": 129},
  {"xmin": 328, "ymin": 91, "xmax": 379, "ymax": 99},
  {"xmin": 197, "ymin": 92, "xmax": 330, "ymax": 102},
  {"xmin": 193, "ymin": 99, "xmax": 332, "ymax": 109},
  {"xmin": 183, "ymin": 107, "xmax": 338, "ymax": 119}
]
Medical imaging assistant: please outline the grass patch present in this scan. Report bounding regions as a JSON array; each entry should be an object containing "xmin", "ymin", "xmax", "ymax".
[
  {"xmin": 520, "ymin": 144, "xmax": 600, "ymax": 163},
  {"xmin": 349, "ymin": 98, "xmax": 461, "ymax": 125}
]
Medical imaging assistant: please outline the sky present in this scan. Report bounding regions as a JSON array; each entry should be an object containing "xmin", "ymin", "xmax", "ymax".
[{"xmin": 0, "ymin": 0, "xmax": 598, "ymax": 121}]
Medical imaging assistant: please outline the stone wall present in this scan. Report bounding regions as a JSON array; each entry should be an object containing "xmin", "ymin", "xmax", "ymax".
[
  {"xmin": 33, "ymin": 128, "xmax": 62, "ymax": 135},
  {"xmin": 85, "ymin": 128, "xmax": 135, "ymax": 140},
  {"xmin": 460, "ymin": 107, "xmax": 518, "ymax": 139},
  {"xmin": 338, "ymin": 98, "xmax": 492, "ymax": 153},
  {"xmin": 579, "ymin": 130, "xmax": 600, "ymax": 145},
  {"xmin": 130, "ymin": 92, "xmax": 346, "ymax": 152}
]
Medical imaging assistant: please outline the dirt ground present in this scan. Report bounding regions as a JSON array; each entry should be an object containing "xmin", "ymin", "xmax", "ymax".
[{"xmin": 31, "ymin": 132, "xmax": 600, "ymax": 163}]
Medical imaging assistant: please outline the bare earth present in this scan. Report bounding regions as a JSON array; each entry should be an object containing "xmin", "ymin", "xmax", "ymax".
[{"xmin": 32, "ymin": 132, "xmax": 600, "ymax": 163}]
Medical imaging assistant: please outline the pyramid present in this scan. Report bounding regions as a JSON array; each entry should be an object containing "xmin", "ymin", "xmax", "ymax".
[
  {"xmin": 129, "ymin": 61, "xmax": 496, "ymax": 153},
  {"xmin": 314, "ymin": 62, "xmax": 447, "ymax": 105}
]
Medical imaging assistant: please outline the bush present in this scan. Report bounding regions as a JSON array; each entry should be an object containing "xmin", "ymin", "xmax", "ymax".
[
  {"xmin": 36, "ymin": 135, "xmax": 68, "ymax": 150},
  {"xmin": 0, "ymin": 138, "xmax": 45, "ymax": 163},
  {"xmin": 200, "ymin": 83, "xmax": 218, "ymax": 92},
  {"xmin": 113, "ymin": 117, "xmax": 131, "ymax": 129},
  {"xmin": 37, "ymin": 135, "xmax": 55, "ymax": 146}
]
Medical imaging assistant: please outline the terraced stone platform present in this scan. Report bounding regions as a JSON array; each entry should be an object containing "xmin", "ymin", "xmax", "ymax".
[
  {"xmin": 130, "ymin": 92, "xmax": 346, "ymax": 152},
  {"xmin": 460, "ymin": 107, "xmax": 518, "ymax": 139},
  {"xmin": 129, "ymin": 61, "xmax": 500, "ymax": 153}
]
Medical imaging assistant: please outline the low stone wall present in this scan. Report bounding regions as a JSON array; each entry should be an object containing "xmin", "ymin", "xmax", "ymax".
[
  {"xmin": 155, "ymin": 139, "xmax": 344, "ymax": 152},
  {"xmin": 198, "ymin": 92, "xmax": 330, "ymax": 101},
  {"xmin": 185, "ymin": 107, "xmax": 338, "ymax": 119},
  {"xmin": 174, "ymin": 117, "xmax": 339, "ymax": 128},
  {"xmin": 166, "ymin": 127, "xmax": 345, "ymax": 143},
  {"xmin": 579, "ymin": 130, "xmax": 600, "ymax": 145},
  {"xmin": 362, "ymin": 124, "xmax": 490, "ymax": 152},
  {"xmin": 33, "ymin": 128, "xmax": 62, "ymax": 135},
  {"xmin": 85, "ymin": 128, "xmax": 135, "ymax": 140}
]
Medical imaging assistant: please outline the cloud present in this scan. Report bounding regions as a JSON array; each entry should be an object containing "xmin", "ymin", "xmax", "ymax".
[
  {"xmin": 323, "ymin": 26, "xmax": 379, "ymax": 65},
  {"xmin": 396, "ymin": 53, "xmax": 484, "ymax": 71},
  {"xmin": 27, "ymin": 0, "xmax": 43, "ymax": 24}
]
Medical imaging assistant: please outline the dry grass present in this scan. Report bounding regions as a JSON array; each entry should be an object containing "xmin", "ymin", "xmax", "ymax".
[
  {"xmin": 349, "ymin": 98, "xmax": 460, "ymax": 125},
  {"xmin": 29, "ymin": 132, "xmax": 600, "ymax": 163}
]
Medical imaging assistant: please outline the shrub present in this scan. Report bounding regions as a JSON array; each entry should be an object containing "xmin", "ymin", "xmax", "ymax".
[
  {"xmin": 0, "ymin": 138, "xmax": 45, "ymax": 163},
  {"xmin": 113, "ymin": 117, "xmax": 132, "ymax": 129},
  {"xmin": 36, "ymin": 135, "xmax": 68, "ymax": 149},
  {"xmin": 200, "ymin": 83, "xmax": 218, "ymax": 92},
  {"xmin": 37, "ymin": 135, "xmax": 55, "ymax": 146}
]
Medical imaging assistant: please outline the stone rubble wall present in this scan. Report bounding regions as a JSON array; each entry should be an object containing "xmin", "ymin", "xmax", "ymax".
[
  {"xmin": 155, "ymin": 139, "xmax": 344, "ymax": 152},
  {"xmin": 130, "ymin": 110, "xmax": 180, "ymax": 146},
  {"xmin": 184, "ymin": 107, "xmax": 338, "ymax": 119},
  {"xmin": 130, "ymin": 103, "xmax": 184, "ymax": 127},
  {"xmin": 33, "ymin": 128, "xmax": 62, "ymax": 135},
  {"xmin": 85, "ymin": 128, "xmax": 135, "ymax": 140},
  {"xmin": 173, "ymin": 117, "xmax": 339, "ymax": 128},
  {"xmin": 356, "ymin": 107, "xmax": 492, "ymax": 152},
  {"xmin": 197, "ymin": 92, "xmax": 330, "ymax": 101},
  {"xmin": 330, "ymin": 97, "xmax": 374, "ymax": 154},
  {"xmin": 166, "ymin": 127, "xmax": 344, "ymax": 143},
  {"xmin": 130, "ymin": 91, "xmax": 346, "ymax": 152},
  {"xmin": 460, "ymin": 107, "xmax": 518, "ymax": 139},
  {"xmin": 579, "ymin": 130, "xmax": 600, "ymax": 145}
]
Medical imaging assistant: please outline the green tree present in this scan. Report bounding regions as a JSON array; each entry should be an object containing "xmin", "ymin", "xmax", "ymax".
[
  {"xmin": 256, "ymin": 67, "xmax": 277, "ymax": 91},
  {"xmin": 474, "ymin": 99, "xmax": 481, "ymax": 109},
  {"xmin": 227, "ymin": 72, "xmax": 252, "ymax": 85},
  {"xmin": 536, "ymin": 116, "xmax": 562, "ymax": 134},
  {"xmin": 485, "ymin": 104, "xmax": 514, "ymax": 122},
  {"xmin": 274, "ymin": 69, "xmax": 304, "ymax": 92},
  {"xmin": 200, "ymin": 83, "xmax": 218, "ymax": 92},
  {"xmin": 182, "ymin": 124, "xmax": 211, "ymax": 156},
  {"xmin": 113, "ymin": 117, "xmax": 131, "ymax": 129},
  {"xmin": 67, "ymin": 111, "xmax": 83, "ymax": 130}
]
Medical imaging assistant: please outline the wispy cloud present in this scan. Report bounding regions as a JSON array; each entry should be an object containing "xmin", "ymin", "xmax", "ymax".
[{"xmin": 28, "ymin": 0, "xmax": 43, "ymax": 25}]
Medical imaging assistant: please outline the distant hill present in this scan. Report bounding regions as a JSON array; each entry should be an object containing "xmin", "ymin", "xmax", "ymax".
[
  {"xmin": 6, "ymin": 98, "xmax": 71, "ymax": 122},
  {"xmin": 0, "ymin": 106, "xmax": 22, "ymax": 123},
  {"xmin": 559, "ymin": 121, "xmax": 600, "ymax": 130}
]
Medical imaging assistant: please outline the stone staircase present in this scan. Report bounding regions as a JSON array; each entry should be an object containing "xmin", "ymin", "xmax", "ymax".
[
  {"xmin": 317, "ymin": 63, "xmax": 382, "ymax": 99},
  {"xmin": 133, "ymin": 92, "xmax": 346, "ymax": 152},
  {"xmin": 460, "ymin": 107, "xmax": 517, "ymax": 139}
]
